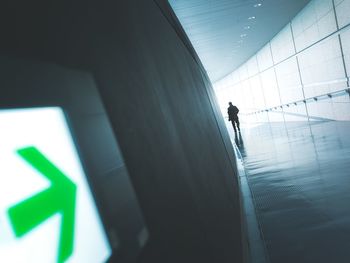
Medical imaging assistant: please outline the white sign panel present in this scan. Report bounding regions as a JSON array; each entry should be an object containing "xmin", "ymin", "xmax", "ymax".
[{"xmin": 0, "ymin": 107, "xmax": 111, "ymax": 262}]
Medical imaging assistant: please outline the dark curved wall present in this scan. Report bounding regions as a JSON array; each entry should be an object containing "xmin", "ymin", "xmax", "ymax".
[{"xmin": 0, "ymin": 0, "xmax": 244, "ymax": 262}]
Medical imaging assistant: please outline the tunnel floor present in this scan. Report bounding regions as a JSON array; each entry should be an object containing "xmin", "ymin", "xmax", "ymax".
[{"xmin": 232, "ymin": 121, "xmax": 350, "ymax": 263}]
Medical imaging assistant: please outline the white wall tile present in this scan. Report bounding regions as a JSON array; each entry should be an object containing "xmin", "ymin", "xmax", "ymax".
[
  {"xmin": 260, "ymin": 68, "xmax": 281, "ymax": 108},
  {"xmin": 275, "ymin": 57, "xmax": 304, "ymax": 104},
  {"xmin": 335, "ymin": 0, "xmax": 350, "ymax": 28},
  {"xmin": 238, "ymin": 64, "xmax": 249, "ymax": 81},
  {"xmin": 257, "ymin": 44, "xmax": 274, "ymax": 71},
  {"xmin": 271, "ymin": 24, "xmax": 295, "ymax": 64},
  {"xmin": 340, "ymin": 26, "xmax": 350, "ymax": 78},
  {"xmin": 247, "ymin": 56, "xmax": 259, "ymax": 77},
  {"xmin": 292, "ymin": 0, "xmax": 336, "ymax": 51},
  {"xmin": 249, "ymin": 75, "xmax": 266, "ymax": 110},
  {"xmin": 298, "ymin": 36, "xmax": 346, "ymax": 97}
]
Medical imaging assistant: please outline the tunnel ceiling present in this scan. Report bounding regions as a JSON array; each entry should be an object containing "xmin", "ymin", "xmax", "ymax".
[{"xmin": 169, "ymin": 0, "xmax": 311, "ymax": 82}]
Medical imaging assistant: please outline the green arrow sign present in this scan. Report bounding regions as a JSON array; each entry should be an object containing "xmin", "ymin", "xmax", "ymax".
[{"xmin": 7, "ymin": 146, "xmax": 77, "ymax": 263}]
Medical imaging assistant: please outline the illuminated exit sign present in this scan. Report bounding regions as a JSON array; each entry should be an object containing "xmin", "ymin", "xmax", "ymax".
[{"xmin": 0, "ymin": 107, "xmax": 111, "ymax": 262}]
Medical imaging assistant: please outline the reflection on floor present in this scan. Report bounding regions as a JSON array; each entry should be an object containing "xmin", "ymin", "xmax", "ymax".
[{"xmin": 232, "ymin": 121, "xmax": 350, "ymax": 263}]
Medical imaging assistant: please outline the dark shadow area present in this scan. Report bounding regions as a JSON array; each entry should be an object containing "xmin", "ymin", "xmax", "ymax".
[{"xmin": 234, "ymin": 132, "xmax": 246, "ymax": 157}]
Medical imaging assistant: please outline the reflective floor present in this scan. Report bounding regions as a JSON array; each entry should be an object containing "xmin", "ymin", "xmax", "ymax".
[{"xmin": 231, "ymin": 121, "xmax": 350, "ymax": 263}]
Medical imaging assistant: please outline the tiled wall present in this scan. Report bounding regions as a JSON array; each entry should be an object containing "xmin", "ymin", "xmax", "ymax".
[{"xmin": 214, "ymin": 0, "xmax": 350, "ymax": 122}]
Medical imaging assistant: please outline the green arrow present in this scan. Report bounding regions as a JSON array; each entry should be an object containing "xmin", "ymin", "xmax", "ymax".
[{"xmin": 8, "ymin": 146, "xmax": 77, "ymax": 263}]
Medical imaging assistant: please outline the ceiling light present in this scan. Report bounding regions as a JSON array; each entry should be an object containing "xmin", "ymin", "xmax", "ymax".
[
  {"xmin": 254, "ymin": 3, "xmax": 262, "ymax": 7},
  {"xmin": 244, "ymin": 26, "xmax": 251, "ymax": 30},
  {"xmin": 240, "ymin": 34, "xmax": 247, "ymax": 38},
  {"xmin": 248, "ymin": 16, "xmax": 256, "ymax": 20}
]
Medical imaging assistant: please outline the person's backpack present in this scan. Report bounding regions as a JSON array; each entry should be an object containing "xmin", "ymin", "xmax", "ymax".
[{"xmin": 233, "ymin": 106, "xmax": 239, "ymax": 114}]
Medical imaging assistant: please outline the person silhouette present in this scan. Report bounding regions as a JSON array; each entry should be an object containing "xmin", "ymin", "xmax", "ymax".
[{"xmin": 227, "ymin": 102, "xmax": 240, "ymax": 133}]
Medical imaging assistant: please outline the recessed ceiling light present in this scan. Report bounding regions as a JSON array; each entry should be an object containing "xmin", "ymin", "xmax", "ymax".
[
  {"xmin": 254, "ymin": 3, "xmax": 262, "ymax": 7},
  {"xmin": 248, "ymin": 16, "xmax": 256, "ymax": 20},
  {"xmin": 240, "ymin": 34, "xmax": 247, "ymax": 38},
  {"xmin": 244, "ymin": 26, "xmax": 251, "ymax": 30}
]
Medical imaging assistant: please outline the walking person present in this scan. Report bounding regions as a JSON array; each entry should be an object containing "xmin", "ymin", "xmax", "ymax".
[{"xmin": 227, "ymin": 102, "xmax": 240, "ymax": 133}]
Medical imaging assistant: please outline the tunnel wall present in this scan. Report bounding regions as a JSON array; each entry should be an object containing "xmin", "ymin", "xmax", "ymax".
[
  {"xmin": 0, "ymin": 58, "xmax": 146, "ymax": 262},
  {"xmin": 0, "ymin": 0, "xmax": 243, "ymax": 262},
  {"xmin": 215, "ymin": 0, "xmax": 350, "ymax": 124}
]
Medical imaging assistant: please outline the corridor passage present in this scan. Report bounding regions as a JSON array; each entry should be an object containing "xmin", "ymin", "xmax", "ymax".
[{"xmin": 233, "ymin": 121, "xmax": 350, "ymax": 263}]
